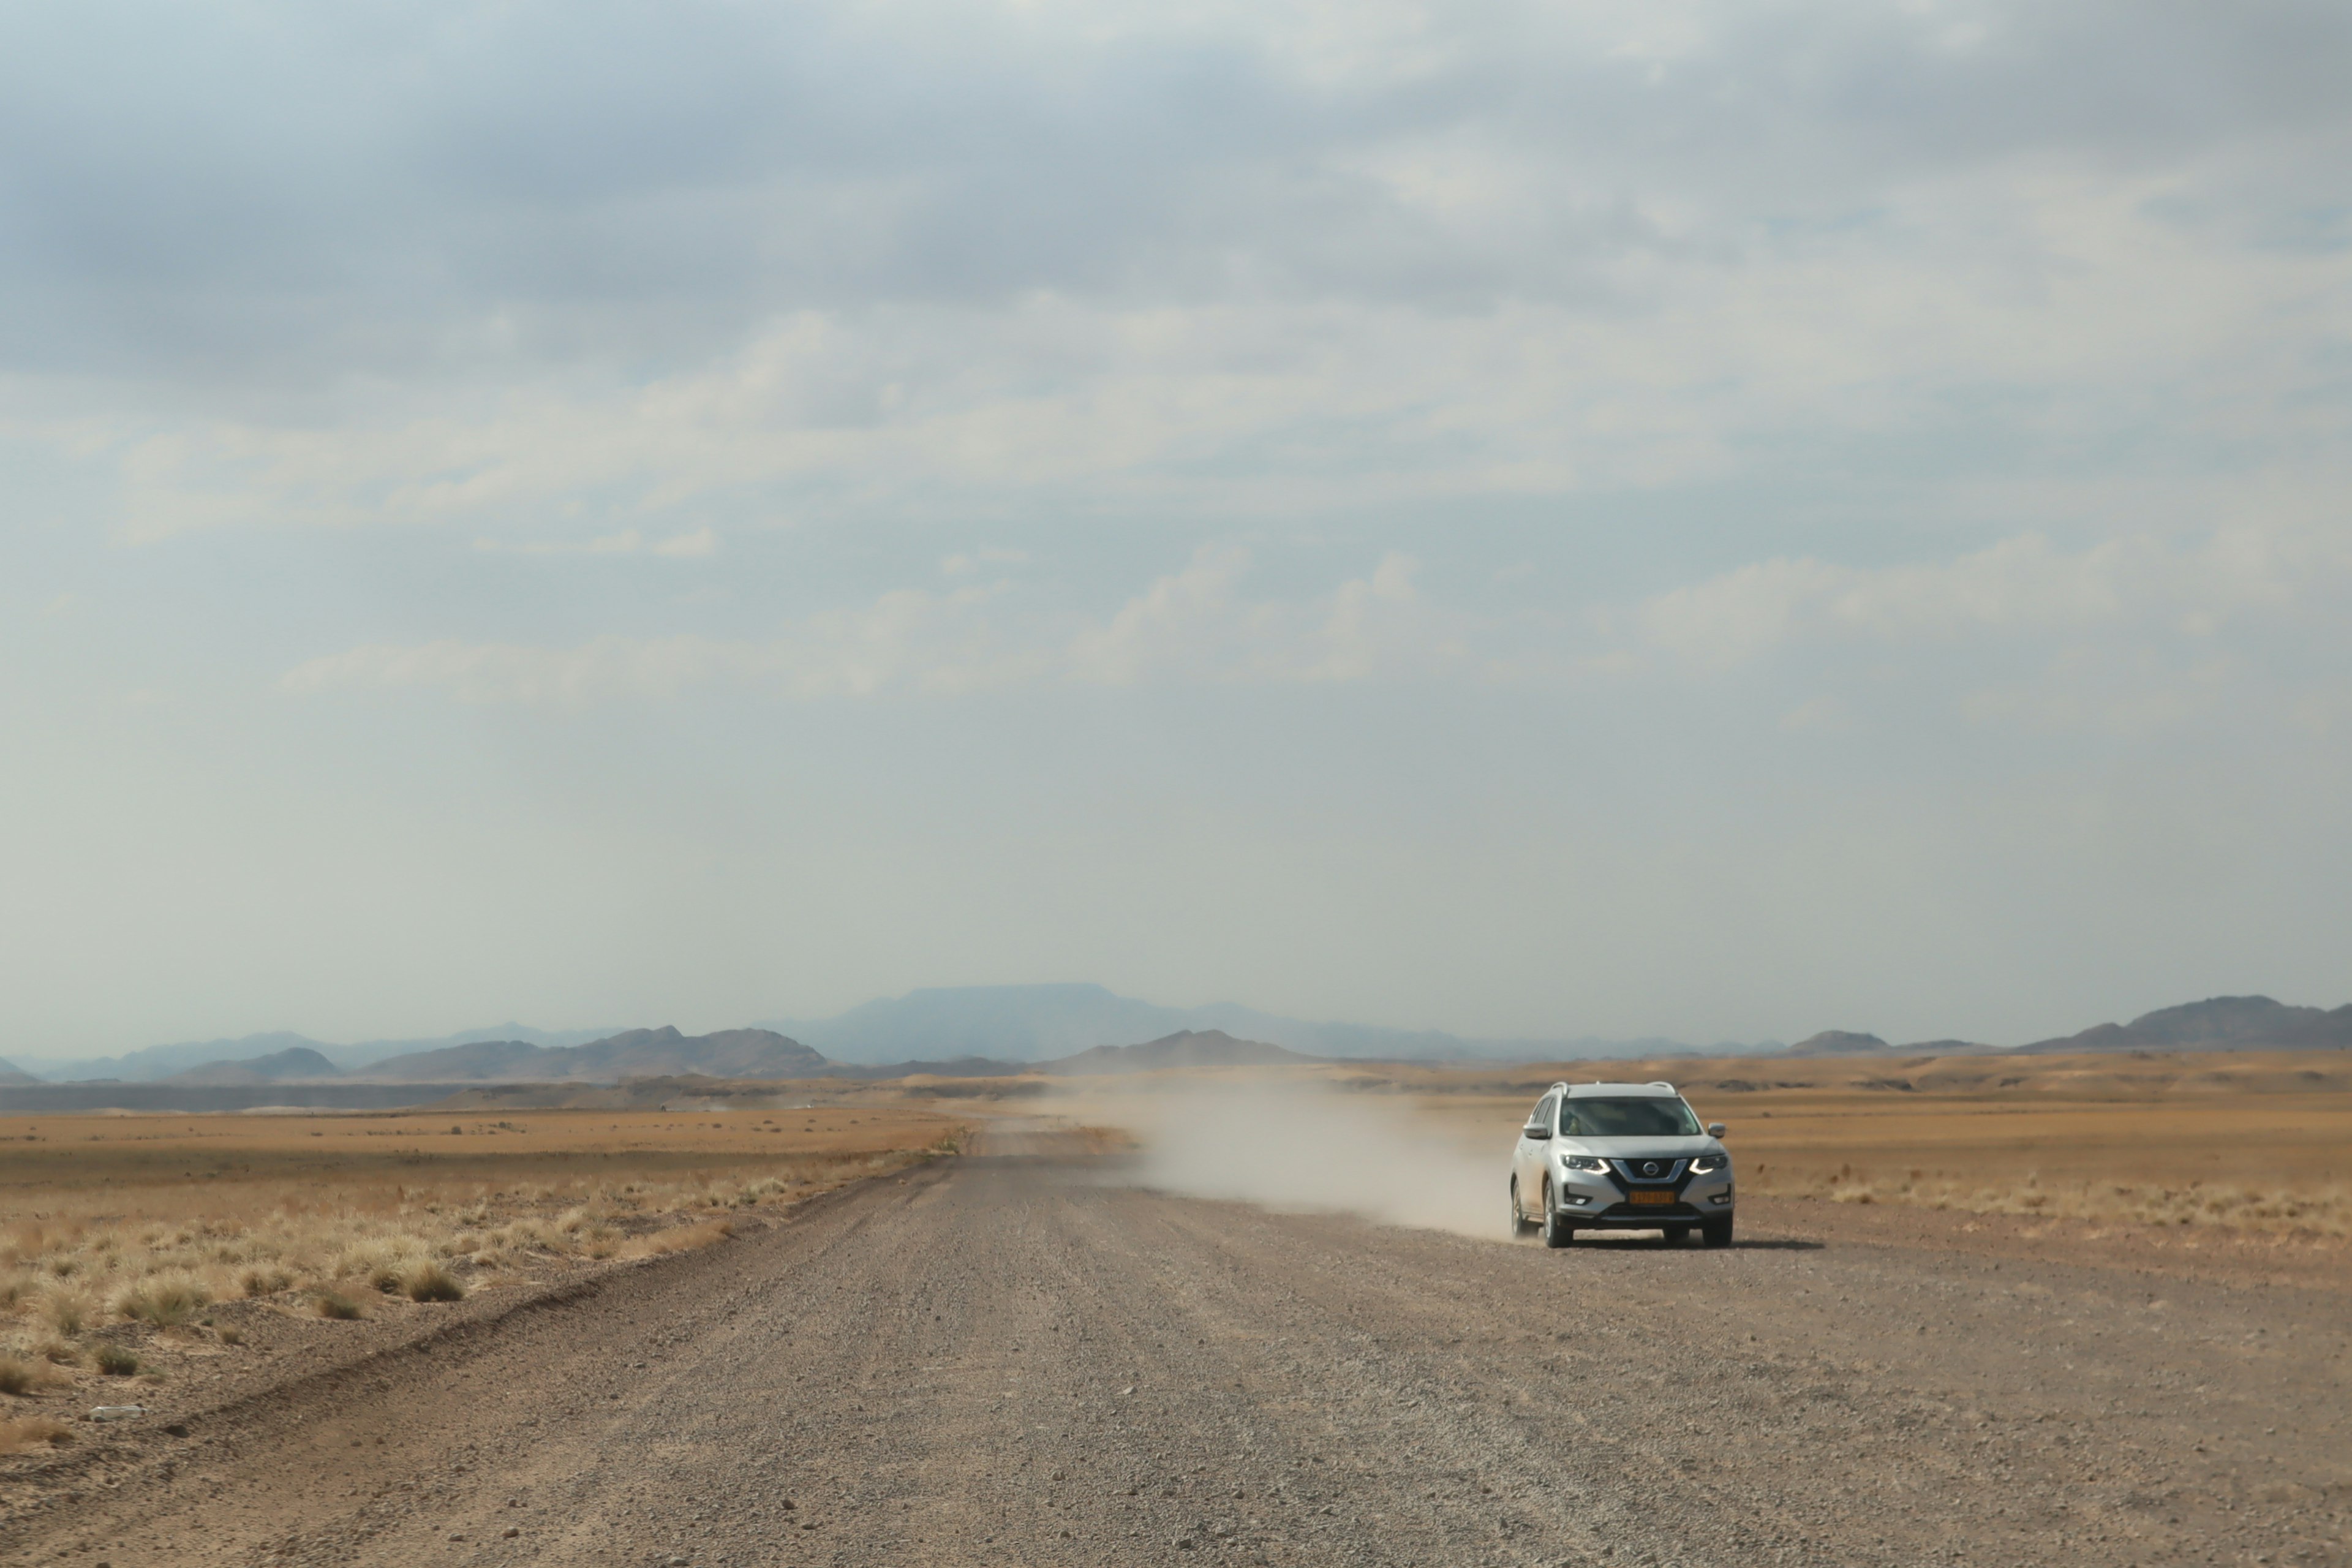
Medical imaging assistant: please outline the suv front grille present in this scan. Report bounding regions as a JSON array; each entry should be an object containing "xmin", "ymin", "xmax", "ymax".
[{"xmin": 1608, "ymin": 1158, "xmax": 1687, "ymax": 1185}]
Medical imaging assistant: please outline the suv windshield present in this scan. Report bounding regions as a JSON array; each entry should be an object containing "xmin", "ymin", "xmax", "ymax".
[{"xmin": 1558, "ymin": 1097, "xmax": 1701, "ymax": 1138}]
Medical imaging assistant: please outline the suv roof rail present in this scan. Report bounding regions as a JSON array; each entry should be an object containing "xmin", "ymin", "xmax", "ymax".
[{"xmin": 1649, "ymin": 1080, "xmax": 1675, "ymax": 1090}]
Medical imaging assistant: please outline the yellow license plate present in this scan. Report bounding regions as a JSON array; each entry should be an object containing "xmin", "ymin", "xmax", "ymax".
[{"xmin": 1628, "ymin": 1190, "xmax": 1676, "ymax": 1205}]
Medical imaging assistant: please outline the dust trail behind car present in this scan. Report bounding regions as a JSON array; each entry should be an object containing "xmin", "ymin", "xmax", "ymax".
[{"xmin": 1061, "ymin": 1072, "xmax": 1508, "ymax": 1239}]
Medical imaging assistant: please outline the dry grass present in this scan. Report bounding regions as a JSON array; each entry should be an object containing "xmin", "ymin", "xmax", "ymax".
[
  {"xmin": 0, "ymin": 1355, "xmax": 40, "ymax": 1395},
  {"xmin": 0, "ymin": 1103, "xmax": 963, "ymax": 1398},
  {"xmin": 0, "ymin": 1416, "xmax": 72, "ymax": 1453},
  {"xmin": 1347, "ymin": 1047, "xmax": 2352, "ymax": 1242},
  {"xmin": 621, "ymin": 1218, "xmax": 734, "ymax": 1259},
  {"xmin": 400, "ymin": 1261, "xmax": 464, "ymax": 1303}
]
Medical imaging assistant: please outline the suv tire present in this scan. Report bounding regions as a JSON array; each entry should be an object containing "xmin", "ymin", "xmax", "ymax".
[
  {"xmin": 1701, "ymin": 1215, "xmax": 1734, "ymax": 1248},
  {"xmin": 1509, "ymin": 1180, "xmax": 1539, "ymax": 1238},
  {"xmin": 1541, "ymin": 1180, "xmax": 1575, "ymax": 1248},
  {"xmin": 1662, "ymin": 1224, "xmax": 1691, "ymax": 1245}
]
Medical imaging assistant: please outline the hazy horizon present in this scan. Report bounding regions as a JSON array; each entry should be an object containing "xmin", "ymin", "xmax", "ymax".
[
  {"xmin": 12, "ymin": 979, "xmax": 2346, "ymax": 1077},
  {"xmin": 5, "ymin": 1, "xmax": 2348, "ymax": 1055}
]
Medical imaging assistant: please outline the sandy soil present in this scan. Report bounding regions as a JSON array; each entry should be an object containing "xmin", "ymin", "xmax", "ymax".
[{"xmin": 4, "ymin": 1148, "xmax": 2346, "ymax": 1568}]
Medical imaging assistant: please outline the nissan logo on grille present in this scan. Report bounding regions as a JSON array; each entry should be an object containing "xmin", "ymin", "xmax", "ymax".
[{"xmin": 1641, "ymin": 1161, "xmax": 1662, "ymax": 1177}]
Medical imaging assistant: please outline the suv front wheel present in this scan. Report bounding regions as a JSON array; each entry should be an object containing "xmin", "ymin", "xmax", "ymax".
[
  {"xmin": 1541, "ymin": 1179, "xmax": 1575, "ymax": 1248},
  {"xmin": 1702, "ymin": 1214, "xmax": 1733, "ymax": 1248}
]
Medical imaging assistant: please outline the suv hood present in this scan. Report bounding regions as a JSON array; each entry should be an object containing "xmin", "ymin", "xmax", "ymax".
[{"xmin": 1559, "ymin": 1135, "xmax": 1724, "ymax": 1159}]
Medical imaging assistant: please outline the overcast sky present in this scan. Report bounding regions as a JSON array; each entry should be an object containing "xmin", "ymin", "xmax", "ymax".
[{"xmin": 4, "ymin": 0, "xmax": 2349, "ymax": 1054}]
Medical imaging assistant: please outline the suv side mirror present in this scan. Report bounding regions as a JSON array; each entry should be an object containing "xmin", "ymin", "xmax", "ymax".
[
  {"xmin": 1522, "ymin": 1125, "xmax": 1550, "ymax": 1140},
  {"xmin": 1706, "ymin": 1123, "xmax": 1726, "ymax": 1139}
]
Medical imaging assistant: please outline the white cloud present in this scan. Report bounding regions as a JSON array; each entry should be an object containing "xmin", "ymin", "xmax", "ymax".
[
  {"xmin": 468, "ymin": 527, "xmax": 718, "ymax": 558},
  {"xmin": 284, "ymin": 548, "xmax": 1448, "ymax": 704},
  {"xmin": 1637, "ymin": 529, "xmax": 2323, "ymax": 669}
]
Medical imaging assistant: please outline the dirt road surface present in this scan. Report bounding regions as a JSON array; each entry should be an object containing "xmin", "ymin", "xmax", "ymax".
[{"xmin": 8, "ymin": 1154, "xmax": 2348, "ymax": 1567}]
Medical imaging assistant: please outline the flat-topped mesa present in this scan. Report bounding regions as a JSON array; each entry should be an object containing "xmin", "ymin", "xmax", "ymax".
[
  {"xmin": 1785, "ymin": 1030, "xmax": 1893, "ymax": 1057},
  {"xmin": 358, "ymin": 1026, "xmax": 828, "ymax": 1083},
  {"xmin": 1042, "ymin": 1029, "xmax": 1315, "ymax": 1074}
]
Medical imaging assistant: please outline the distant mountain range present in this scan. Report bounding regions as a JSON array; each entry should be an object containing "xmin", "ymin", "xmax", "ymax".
[
  {"xmin": 757, "ymin": 983, "xmax": 1720, "ymax": 1065},
  {"xmin": 7, "ymin": 1022, "xmax": 623, "ymax": 1084},
  {"xmin": 7, "ymin": 988, "xmax": 2346, "ymax": 1092},
  {"xmin": 1779, "ymin": 995, "xmax": 2352, "ymax": 1058},
  {"xmin": 152, "ymin": 1027, "xmax": 827, "ymax": 1085},
  {"xmin": 2018, "ymin": 995, "xmax": 2352, "ymax": 1055}
]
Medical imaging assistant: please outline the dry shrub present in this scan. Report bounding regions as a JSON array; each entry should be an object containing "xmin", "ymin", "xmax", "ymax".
[
  {"xmin": 91, "ymin": 1343, "xmax": 139, "ymax": 1376},
  {"xmin": 116, "ymin": 1275, "xmax": 210, "ymax": 1327},
  {"xmin": 622, "ymin": 1219, "xmax": 734, "ymax": 1260},
  {"xmin": 0, "ymin": 1355, "xmax": 39, "ymax": 1396},
  {"xmin": 42, "ymin": 1291, "xmax": 88, "ymax": 1337},
  {"xmin": 0, "ymin": 1417, "xmax": 73, "ymax": 1454},
  {"xmin": 239, "ymin": 1263, "xmax": 295, "ymax": 1298},
  {"xmin": 331, "ymin": 1236, "xmax": 428, "ymax": 1294},
  {"xmin": 402, "ymin": 1262, "xmax": 464, "ymax": 1303},
  {"xmin": 34, "ymin": 1337, "xmax": 79, "ymax": 1366},
  {"xmin": 216, "ymin": 1324, "xmax": 244, "ymax": 1346},
  {"xmin": 313, "ymin": 1291, "xmax": 366, "ymax": 1321}
]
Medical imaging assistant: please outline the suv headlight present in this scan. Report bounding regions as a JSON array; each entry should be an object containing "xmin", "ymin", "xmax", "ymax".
[
  {"xmin": 1690, "ymin": 1153, "xmax": 1730, "ymax": 1174},
  {"xmin": 1561, "ymin": 1155, "xmax": 1607, "ymax": 1172}
]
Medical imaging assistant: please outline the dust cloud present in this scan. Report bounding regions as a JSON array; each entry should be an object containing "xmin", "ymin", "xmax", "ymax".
[{"xmin": 1079, "ymin": 1078, "xmax": 1511, "ymax": 1241}]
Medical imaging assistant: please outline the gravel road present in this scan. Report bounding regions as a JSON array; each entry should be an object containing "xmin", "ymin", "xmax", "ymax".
[{"xmin": 8, "ymin": 1155, "xmax": 2348, "ymax": 1567}]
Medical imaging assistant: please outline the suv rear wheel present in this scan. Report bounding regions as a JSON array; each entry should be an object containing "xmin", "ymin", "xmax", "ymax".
[
  {"xmin": 1541, "ymin": 1179, "xmax": 1575, "ymax": 1248},
  {"xmin": 1509, "ymin": 1179, "xmax": 1539, "ymax": 1238},
  {"xmin": 1661, "ymin": 1224, "xmax": 1691, "ymax": 1245}
]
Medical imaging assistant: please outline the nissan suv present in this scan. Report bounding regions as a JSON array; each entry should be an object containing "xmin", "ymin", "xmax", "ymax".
[{"xmin": 1508, "ymin": 1081, "xmax": 1733, "ymax": 1248}]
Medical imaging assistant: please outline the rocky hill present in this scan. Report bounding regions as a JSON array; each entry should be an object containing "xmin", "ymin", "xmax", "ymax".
[
  {"xmin": 360, "ymin": 1025, "xmax": 827, "ymax": 1082},
  {"xmin": 164, "ymin": 1046, "xmax": 343, "ymax": 1085},
  {"xmin": 2020, "ymin": 995, "xmax": 2352, "ymax": 1054},
  {"xmin": 1042, "ymin": 1029, "xmax": 1315, "ymax": 1074}
]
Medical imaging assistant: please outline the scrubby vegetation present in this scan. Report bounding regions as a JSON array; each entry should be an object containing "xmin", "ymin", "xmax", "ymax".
[
  {"xmin": 0, "ymin": 1106, "xmax": 962, "ymax": 1406},
  {"xmin": 0, "ymin": 1416, "xmax": 72, "ymax": 1453},
  {"xmin": 1762, "ymin": 1163, "xmax": 2352, "ymax": 1237}
]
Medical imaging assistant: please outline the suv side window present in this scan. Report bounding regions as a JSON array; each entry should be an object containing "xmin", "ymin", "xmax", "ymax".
[{"xmin": 1529, "ymin": 1094, "xmax": 1557, "ymax": 1134}]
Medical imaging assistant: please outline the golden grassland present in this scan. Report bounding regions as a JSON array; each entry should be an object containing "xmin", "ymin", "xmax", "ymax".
[
  {"xmin": 1388, "ymin": 1048, "xmax": 2352, "ymax": 1238},
  {"xmin": 0, "ymin": 1102, "xmax": 963, "ymax": 1449}
]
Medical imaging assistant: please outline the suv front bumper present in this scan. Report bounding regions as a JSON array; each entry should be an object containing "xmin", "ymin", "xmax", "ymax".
[{"xmin": 1553, "ymin": 1178, "xmax": 1733, "ymax": 1229}]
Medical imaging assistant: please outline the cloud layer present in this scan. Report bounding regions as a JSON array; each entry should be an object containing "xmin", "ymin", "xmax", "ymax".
[{"xmin": 4, "ymin": 0, "xmax": 2348, "ymax": 1052}]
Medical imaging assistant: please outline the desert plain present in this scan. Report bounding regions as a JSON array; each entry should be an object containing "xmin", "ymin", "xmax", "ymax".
[{"xmin": 1, "ymin": 1047, "xmax": 2347, "ymax": 1566}]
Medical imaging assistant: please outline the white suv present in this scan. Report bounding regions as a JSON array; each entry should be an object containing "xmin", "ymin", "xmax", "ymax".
[{"xmin": 1508, "ymin": 1081, "xmax": 1733, "ymax": 1248}]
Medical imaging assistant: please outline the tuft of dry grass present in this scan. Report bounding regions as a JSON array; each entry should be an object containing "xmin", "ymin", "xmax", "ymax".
[
  {"xmin": 0, "ymin": 1416, "xmax": 73, "ymax": 1453},
  {"xmin": 0, "ymin": 1355, "xmax": 40, "ymax": 1395},
  {"xmin": 91, "ymin": 1343, "xmax": 139, "ymax": 1376},
  {"xmin": 115, "ymin": 1275, "xmax": 210, "ymax": 1327},
  {"xmin": 620, "ymin": 1218, "xmax": 734, "ymax": 1259},
  {"xmin": 42, "ymin": 1292, "xmax": 88, "ymax": 1337},
  {"xmin": 239, "ymin": 1264, "xmax": 294, "ymax": 1298},
  {"xmin": 402, "ymin": 1262, "xmax": 464, "ymax": 1303},
  {"xmin": 312, "ymin": 1291, "xmax": 365, "ymax": 1321}
]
